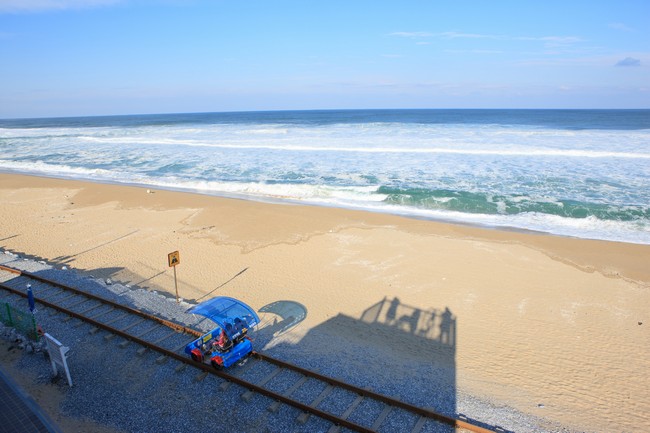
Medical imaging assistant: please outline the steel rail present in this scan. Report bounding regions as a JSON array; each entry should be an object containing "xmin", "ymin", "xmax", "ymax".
[
  {"xmin": 0, "ymin": 264, "xmax": 495, "ymax": 432},
  {"xmin": 252, "ymin": 352, "xmax": 494, "ymax": 433},
  {"xmin": 0, "ymin": 264, "xmax": 198, "ymax": 336},
  {"xmin": 0, "ymin": 279, "xmax": 377, "ymax": 433}
]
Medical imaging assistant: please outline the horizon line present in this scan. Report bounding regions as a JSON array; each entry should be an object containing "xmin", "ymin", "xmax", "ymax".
[{"xmin": 3, "ymin": 107, "xmax": 650, "ymax": 121}]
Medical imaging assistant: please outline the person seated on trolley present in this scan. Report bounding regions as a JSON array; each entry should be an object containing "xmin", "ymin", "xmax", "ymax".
[{"xmin": 212, "ymin": 328, "xmax": 231, "ymax": 351}]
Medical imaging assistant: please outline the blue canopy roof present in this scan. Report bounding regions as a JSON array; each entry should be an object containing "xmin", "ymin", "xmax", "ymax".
[{"xmin": 187, "ymin": 296, "xmax": 259, "ymax": 339}]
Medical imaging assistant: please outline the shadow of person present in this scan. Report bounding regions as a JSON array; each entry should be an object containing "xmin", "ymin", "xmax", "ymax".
[
  {"xmin": 386, "ymin": 296, "xmax": 400, "ymax": 325},
  {"xmin": 398, "ymin": 308, "xmax": 421, "ymax": 334},
  {"xmin": 439, "ymin": 307, "xmax": 454, "ymax": 346}
]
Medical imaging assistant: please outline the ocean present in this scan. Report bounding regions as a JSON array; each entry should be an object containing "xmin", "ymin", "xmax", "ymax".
[{"xmin": 1, "ymin": 109, "xmax": 649, "ymax": 244}]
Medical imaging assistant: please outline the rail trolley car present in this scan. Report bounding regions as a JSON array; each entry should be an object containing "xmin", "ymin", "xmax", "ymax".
[{"xmin": 184, "ymin": 296, "xmax": 259, "ymax": 369}]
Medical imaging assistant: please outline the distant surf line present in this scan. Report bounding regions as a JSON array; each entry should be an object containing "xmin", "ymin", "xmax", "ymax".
[{"xmin": 74, "ymin": 137, "xmax": 650, "ymax": 159}]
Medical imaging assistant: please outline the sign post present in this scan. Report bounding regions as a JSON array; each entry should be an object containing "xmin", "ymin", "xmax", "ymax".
[
  {"xmin": 27, "ymin": 284, "xmax": 35, "ymax": 314},
  {"xmin": 168, "ymin": 251, "xmax": 181, "ymax": 303}
]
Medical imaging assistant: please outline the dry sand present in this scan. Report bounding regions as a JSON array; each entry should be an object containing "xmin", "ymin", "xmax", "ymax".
[{"xmin": 1, "ymin": 173, "xmax": 649, "ymax": 432}]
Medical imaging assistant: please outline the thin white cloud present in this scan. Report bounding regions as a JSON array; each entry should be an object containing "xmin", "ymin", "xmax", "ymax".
[
  {"xmin": 0, "ymin": 0, "xmax": 121, "ymax": 13},
  {"xmin": 516, "ymin": 53, "xmax": 648, "ymax": 68},
  {"xmin": 516, "ymin": 35, "xmax": 582, "ymax": 43},
  {"xmin": 390, "ymin": 30, "xmax": 582, "ymax": 46},
  {"xmin": 389, "ymin": 31, "xmax": 434, "ymax": 38},
  {"xmin": 444, "ymin": 49, "xmax": 504, "ymax": 55},
  {"xmin": 616, "ymin": 57, "xmax": 641, "ymax": 67},
  {"xmin": 609, "ymin": 22, "xmax": 634, "ymax": 32},
  {"xmin": 438, "ymin": 31, "xmax": 503, "ymax": 40}
]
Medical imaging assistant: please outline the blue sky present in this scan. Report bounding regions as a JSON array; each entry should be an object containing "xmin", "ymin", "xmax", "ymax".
[{"xmin": 1, "ymin": 0, "xmax": 648, "ymax": 118}]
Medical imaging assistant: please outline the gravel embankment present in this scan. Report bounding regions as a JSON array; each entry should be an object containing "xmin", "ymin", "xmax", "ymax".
[{"xmin": 0, "ymin": 251, "xmax": 568, "ymax": 433}]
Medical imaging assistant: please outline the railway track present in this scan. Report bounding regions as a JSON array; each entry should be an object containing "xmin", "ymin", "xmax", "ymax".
[{"xmin": 0, "ymin": 263, "xmax": 496, "ymax": 433}]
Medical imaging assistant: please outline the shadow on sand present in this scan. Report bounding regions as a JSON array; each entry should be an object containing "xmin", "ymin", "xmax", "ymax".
[
  {"xmin": 255, "ymin": 300, "xmax": 308, "ymax": 346},
  {"xmin": 263, "ymin": 297, "xmax": 507, "ymax": 431},
  {"xmin": 257, "ymin": 296, "xmax": 459, "ymax": 426},
  {"xmin": 0, "ymin": 243, "xmax": 506, "ymax": 432}
]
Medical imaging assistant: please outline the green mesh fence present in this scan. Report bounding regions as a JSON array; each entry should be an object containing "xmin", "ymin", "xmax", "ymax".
[{"xmin": 1, "ymin": 303, "xmax": 39, "ymax": 341}]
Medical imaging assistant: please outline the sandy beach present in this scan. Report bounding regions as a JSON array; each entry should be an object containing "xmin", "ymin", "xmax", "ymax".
[{"xmin": 1, "ymin": 172, "xmax": 649, "ymax": 432}]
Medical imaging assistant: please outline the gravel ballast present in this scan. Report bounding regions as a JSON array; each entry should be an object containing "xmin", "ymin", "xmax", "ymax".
[{"xmin": 0, "ymin": 251, "xmax": 572, "ymax": 433}]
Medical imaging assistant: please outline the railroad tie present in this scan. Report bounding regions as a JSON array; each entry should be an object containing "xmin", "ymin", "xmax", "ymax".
[
  {"xmin": 371, "ymin": 404, "xmax": 393, "ymax": 431},
  {"xmin": 78, "ymin": 303, "xmax": 104, "ymax": 316},
  {"xmin": 67, "ymin": 297, "xmax": 90, "ymax": 310},
  {"xmin": 240, "ymin": 388, "xmax": 255, "ymax": 403},
  {"xmin": 410, "ymin": 415, "xmax": 428, "ymax": 433},
  {"xmin": 56, "ymin": 292, "xmax": 78, "ymax": 303},
  {"xmin": 134, "ymin": 323, "xmax": 160, "ymax": 339},
  {"xmin": 103, "ymin": 313, "xmax": 128, "ymax": 326},
  {"xmin": 39, "ymin": 288, "xmax": 63, "ymax": 301},
  {"xmin": 268, "ymin": 376, "xmax": 308, "ymax": 413},
  {"xmin": 327, "ymin": 393, "xmax": 365, "ymax": 433},
  {"xmin": 241, "ymin": 367, "xmax": 282, "ymax": 402},
  {"xmin": 25, "ymin": 280, "xmax": 50, "ymax": 292},
  {"xmin": 194, "ymin": 371, "xmax": 209, "ymax": 382},
  {"xmin": 234, "ymin": 357, "xmax": 258, "ymax": 376},
  {"xmin": 258, "ymin": 367, "xmax": 283, "ymax": 386},
  {"xmin": 119, "ymin": 318, "xmax": 146, "ymax": 333},
  {"xmin": 88, "ymin": 306, "xmax": 114, "ymax": 319},
  {"xmin": 296, "ymin": 384, "xmax": 334, "ymax": 424},
  {"xmin": 225, "ymin": 358, "xmax": 258, "ymax": 393},
  {"xmin": 0, "ymin": 270, "xmax": 499, "ymax": 433},
  {"xmin": 152, "ymin": 330, "xmax": 178, "ymax": 345},
  {"xmin": 173, "ymin": 342, "xmax": 188, "ymax": 354}
]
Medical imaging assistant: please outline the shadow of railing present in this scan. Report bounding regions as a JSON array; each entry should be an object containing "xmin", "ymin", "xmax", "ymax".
[
  {"xmin": 255, "ymin": 300, "xmax": 308, "ymax": 347},
  {"xmin": 361, "ymin": 296, "xmax": 456, "ymax": 353},
  {"xmin": 2, "ymin": 254, "xmax": 509, "ymax": 432},
  {"xmin": 195, "ymin": 267, "xmax": 249, "ymax": 302},
  {"xmin": 51, "ymin": 230, "xmax": 140, "ymax": 265},
  {"xmin": 259, "ymin": 296, "xmax": 457, "ymax": 420}
]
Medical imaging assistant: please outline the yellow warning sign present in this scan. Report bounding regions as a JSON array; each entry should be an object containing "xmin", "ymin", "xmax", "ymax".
[{"xmin": 168, "ymin": 251, "xmax": 180, "ymax": 267}]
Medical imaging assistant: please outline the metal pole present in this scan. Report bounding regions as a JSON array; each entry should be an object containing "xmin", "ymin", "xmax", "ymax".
[
  {"xmin": 173, "ymin": 265, "xmax": 179, "ymax": 304},
  {"xmin": 6, "ymin": 303, "xmax": 13, "ymax": 326}
]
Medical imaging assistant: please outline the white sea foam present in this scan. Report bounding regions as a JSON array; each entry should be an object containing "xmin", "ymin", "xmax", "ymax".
[
  {"xmin": 1, "ymin": 158, "xmax": 648, "ymax": 244},
  {"xmin": 2, "ymin": 113, "xmax": 649, "ymax": 244},
  {"xmin": 74, "ymin": 135, "xmax": 650, "ymax": 159},
  {"xmin": 356, "ymin": 203, "xmax": 650, "ymax": 245},
  {"xmin": 0, "ymin": 159, "xmax": 119, "ymax": 179},
  {"xmin": 145, "ymin": 178, "xmax": 387, "ymax": 202}
]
